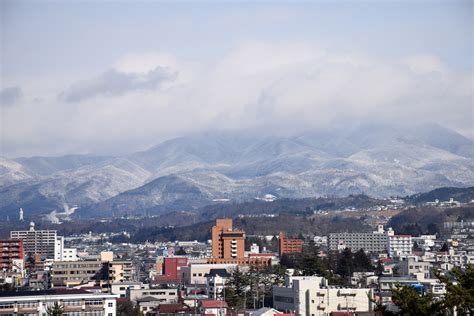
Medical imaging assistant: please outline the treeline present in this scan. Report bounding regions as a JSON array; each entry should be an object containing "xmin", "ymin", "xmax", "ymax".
[{"xmin": 387, "ymin": 205, "xmax": 474, "ymax": 236}]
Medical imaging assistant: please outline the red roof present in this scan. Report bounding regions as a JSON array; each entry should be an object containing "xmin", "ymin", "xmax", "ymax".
[
  {"xmin": 200, "ymin": 300, "xmax": 228, "ymax": 308},
  {"xmin": 158, "ymin": 303, "xmax": 191, "ymax": 313}
]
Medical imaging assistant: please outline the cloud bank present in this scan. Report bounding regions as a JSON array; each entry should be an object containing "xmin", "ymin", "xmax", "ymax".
[
  {"xmin": 1, "ymin": 42, "xmax": 472, "ymax": 157},
  {"xmin": 59, "ymin": 66, "xmax": 177, "ymax": 102}
]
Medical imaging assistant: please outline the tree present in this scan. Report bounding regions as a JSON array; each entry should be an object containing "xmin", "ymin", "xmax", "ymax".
[
  {"xmin": 440, "ymin": 242, "xmax": 449, "ymax": 252},
  {"xmin": 391, "ymin": 285, "xmax": 445, "ymax": 316},
  {"xmin": 225, "ymin": 267, "xmax": 250, "ymax": 310},
  {"xmin": 438, "ymin": 265, "xmax": 474, "ymax": 315},
  {"xmin": 46, "ymin": 302, "xmax": 64, "ymax": 316},
  {"xmin": 116, "ymin": 299, "xmax": 142, "ymax": 316},
  {"xmin": 336, "ymin": 248, "xmax": 354, "ymax": 280},
  {"xmin": 413, "ymin": 241, "xmax": 422, "ymax": 252},
  {"xmin": 353, "ymin": 249, "xmax": 374, "ymax": 272},
  {"xmin": 175, "ymin": 247, "xmax": 187, "ymax": 255}
]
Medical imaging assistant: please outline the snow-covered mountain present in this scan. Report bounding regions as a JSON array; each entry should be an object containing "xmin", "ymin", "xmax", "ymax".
[{"xmin": 1, "ymin": 123, "xmax": 473, "ymax": 218}]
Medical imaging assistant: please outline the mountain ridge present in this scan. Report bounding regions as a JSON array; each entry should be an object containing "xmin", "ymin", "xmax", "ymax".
[{"xmin": 1, "ymin": 123, "xmax": 472, "ymax": 219}]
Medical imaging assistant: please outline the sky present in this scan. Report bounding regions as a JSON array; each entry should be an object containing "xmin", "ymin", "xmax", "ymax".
[{"xmin": 0, "ymin": 0, "xmax": 472, "ymax": 157}]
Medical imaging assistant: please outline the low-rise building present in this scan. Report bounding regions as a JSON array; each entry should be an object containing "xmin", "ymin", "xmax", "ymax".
[
  {"xmin": 398, "ymin": 257, "xmax": 432, "ymax": 279},
  {"xmin": 206, "ymin": 269, "xmax": 230, "ymax": 300},
  {"xmin": 110, "ymin": 281, "xmax": 148, "ymax": 298},
  {"xmin": 198, "ymin": 299, "xmax": 228, "ymax": 316},
  {"xmin": 182, "ymin": 263, "xmax": 237, "ymax": 285},
  {"xmin": 273, "ymin": 275, "xmax": 373, "ymax": 315},
  {"xmin": 128, "ymin": 288, "xmax": 179, "ymax": 304},
  {"xmin": 51, "ymin": 260, "xmax": 104, "ymax": 287},
  {"xmin": 0, "ymin": 288, "xmax": 118, "ymax": 316},
  {"xmin": 108, "ymin": 260, "xmax": 136, "ymax": 283}
]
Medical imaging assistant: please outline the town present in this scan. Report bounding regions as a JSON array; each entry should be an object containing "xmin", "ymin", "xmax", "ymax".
[{"xmin": 0, "ymin": 196, "xmax": 473, "ymax": 316}]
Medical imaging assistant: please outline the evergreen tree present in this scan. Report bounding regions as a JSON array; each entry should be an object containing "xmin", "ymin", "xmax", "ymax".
[
  {"xmin": 438, "ymin": 265, "xmax": 474, "ymax": 315},
  {"xmin": 440, "ymin": 242, "xmax": 449, "ymax": 252},
  {"xmin": 225, "ymin": 267, "xmax": 250, "ymax": 310},
  {"xmin": 46, "ymin": 302, "xmax": 64, "ymax": 316},
  {"xmin": 353, "ymin": 249, "xmax": 374, "ymax": 272},
  {"xmin": 391, "ymin": 285, "xmax": 445, "ymax": 316}
]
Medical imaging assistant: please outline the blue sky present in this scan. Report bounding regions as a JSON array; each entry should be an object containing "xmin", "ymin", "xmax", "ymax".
[{"xmin": 1, "ymin": 0, "xmax": 472, "ymax": 156}]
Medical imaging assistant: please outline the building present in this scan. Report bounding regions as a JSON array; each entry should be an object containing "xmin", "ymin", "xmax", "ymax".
[
  {"xmin": 198, "ymin": 299, "xmax": 228, "ymax": 316},
  {"xmin": 153, "ymin": 257, "xmax": 187, "ymax": 283},
  {"xmin": 128, "ymin": 288, "xmax": 179, "ymax": 304},
  {"xmin": 61, "ymin": 248, "xmax": 78, "ymax": 261},
  {"xmin": 108, "ymin": 260, "xmax": 136, "ymax": 283},
  {"xmin": 398, "ymin": 257, "xmax": 432, "ymax": 279},
  {"xmin": 0, "ymin": 288, "xmax": 118, "ymax": 316},
  {"xmin": 0, "ymin": 240, "xmax": 24, "ymax": 272},
  {"xmin": 212, "ymin": 219, "xmax": 245, "ymax": 259},
  {"xmin": 51, "ymin": 260, "xmax": 105, "ymax": 287},
  {"xmin": 206, "ymin": 269, "xmax": 230, "ymax": 300},
  {"xmin": 378, "ymin": 275, "xmax": 445, "ymax": 303},
  {"xmin": 110, "ymin": 281, "xmax": 148, "ymax": 298},
  {"xmin": 10, "ymin": 222, "xmax": 59, "ymax": 260},
  {"xmin": 329, "ymin": 226, "xmax": 389, "ymax": 253},
  {"xmin": 245, "ymin": 307, "xmax": 284, "ymax": 316},
  {"xmin": 388, "ymin": 235, "xmax": 412, "ymax": 257},
  {"xmin": 182, "ymin": 263, "xmax": 238, "ymax": 285},
  {"xmin": 278, "ymin": 232, "xmax": 303, "ymax": 256},
  {"xmin": 273, "ymin": 276, "xmax": 373, "ymax": 315}
]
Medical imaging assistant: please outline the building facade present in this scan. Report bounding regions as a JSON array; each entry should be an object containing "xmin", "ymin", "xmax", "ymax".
[
  {"xmin": 0, "ymin": 240, "xmax": 24, "ymax": 272},
  {"xmin": 273, "ymin": 276, "xmax": 373, "ymax": 316},
  {"xmin": 0, "ymin": 288, "xmax": 118, "ymax": 316},
  {"xmin": 51, "ymin": 260, "xmax": 105, "ymax": 287},
  {"xmin": 211, "ymin": 219, "xmax": 245, "ymax": 259},
  {"xmin": 278, "ymin": 232, "xmax": 303, "ymax": 256},
  {"xmin": 388, "ymin": 235, "xmax": 413, "ymax": 257},
  {"xmin": 10, "ymin": 222, "xmax": 59, "ymax": 260},
  {"xmin": 328, "ymin": 232, "xmax": 388, "ymax": 253}
]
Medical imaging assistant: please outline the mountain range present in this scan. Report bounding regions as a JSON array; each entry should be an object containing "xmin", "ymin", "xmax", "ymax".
[{"xmin": 0, "ymin": 123, "xmax": 473, "ymax": 219}]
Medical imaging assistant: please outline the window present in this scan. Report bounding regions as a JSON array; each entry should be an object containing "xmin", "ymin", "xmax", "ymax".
[{"xmin": 108, "ymin": 302, "xmax": 113, "ymax": 307}]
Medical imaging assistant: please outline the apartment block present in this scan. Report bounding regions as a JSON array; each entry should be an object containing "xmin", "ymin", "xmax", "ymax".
[
  {"xmin": 10, "ymin": 222, "xmax": 58, "ymax": 260},
  {"xmin": 108, "ymin": 260, "xmax": 136, "ymax": 283},
  {"xmin": 388, "ymin": 235, "xmax": 413, "ymax": 257},
  {"xmin": 278, "ymin": 232, "xmax": 303, "ymax": 256},
  {"xmin": 51, "ymin": 260, "xmax": 105, "ymax": 287},
  {"xmin": 0, "ymin": 240, "xmax": 24, "ymax": 272}
]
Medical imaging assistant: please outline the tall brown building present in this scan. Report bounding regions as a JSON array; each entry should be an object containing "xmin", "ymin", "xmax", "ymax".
[
  {"xmin": 211, "ymin": 219, "xmax": 245, "ymax": 259},
  {"xmin": 278, "ymin": 232, "xmax": 303, "ymax": 256}
]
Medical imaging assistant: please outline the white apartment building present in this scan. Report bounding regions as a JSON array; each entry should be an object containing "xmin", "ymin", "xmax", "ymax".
[
  {"xmin": 206, "ymin": 269, "xmax": 230, "ymax": 300},
  {"xmin": 388, "ymin": 235, "xmax": 413, "ymax": 257},
  {"xmin": 398, "ymin": 257, "xmax": 432, "ymax": 279},
  {"xmin": 62, "ymin": 248, "xmax": 78, "ymax": 261},
  {"xmin": 0, "ymin": 288, "xmax": 118, "ymax": 316},
  {"xmin": 328, "ymin": 225, "xmax": 389, "ymax": 253},
  {"xmin": 11, "ymin": 222, "xmax": 58, "ymax": 260},
  {"xmin": 273, "ymin": 276, "xmax": 373, "ymax": 315}
]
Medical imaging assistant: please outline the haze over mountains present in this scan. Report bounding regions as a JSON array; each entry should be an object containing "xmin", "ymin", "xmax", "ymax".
[{"xmin": 0, "ymin": 123, "xmax": 473, "ymax": 219}]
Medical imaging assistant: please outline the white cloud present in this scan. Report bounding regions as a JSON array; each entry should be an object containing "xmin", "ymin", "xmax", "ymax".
[{"xmin": 1, "ymin": 41, "xmax": 472, "ymax": 156}]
